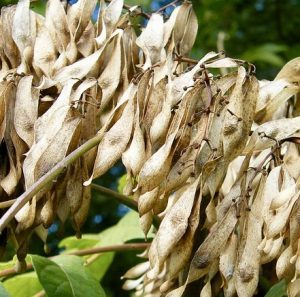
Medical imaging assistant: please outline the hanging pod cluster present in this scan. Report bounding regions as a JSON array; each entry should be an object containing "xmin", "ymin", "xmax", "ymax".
[{"xmin": 0, "ymin": 0, "xmax": 300, "ymax": 296}]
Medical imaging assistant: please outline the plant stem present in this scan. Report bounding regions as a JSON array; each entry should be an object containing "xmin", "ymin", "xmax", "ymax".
[
  {"xmin": 0, "ymin": 132, "xmax": 105, "ymax": 234},
  {"xmin": 0, "ymin": 243, "xmax": 150, "ymax": 278},
  {"xmin": 67, "ymin": 242, "xmax": 150, "ymax": 256},
  {"xmin": 91, "ymin": 184, "xmax": 161, "ymax": 228},
  {"xmin": 91, "ymin": 184, "xmax": 138, "ymax": 211},
  {"xmin": 0, "ymin": 185, "xmax": 138, "ymax": 211}
]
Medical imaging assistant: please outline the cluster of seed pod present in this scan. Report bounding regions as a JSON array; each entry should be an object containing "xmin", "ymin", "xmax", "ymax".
[{"xmin": 0, "ymin": 0, "xmax": 300, "ymax": 296}]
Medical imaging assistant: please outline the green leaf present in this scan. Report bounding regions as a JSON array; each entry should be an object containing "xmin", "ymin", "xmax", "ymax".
[
  {"xmin": 241, "ymin": 43, "xmax": 288, "ymax": 67},
  {"xmin": 3, "ymin": 272, "xmax": 42, "ymax": 297},
  {"xmin": 31, "ymin": 255, "xmax": 106, "ymax": 297},
  {"xmin": 87, "ymin": 252, "xmax": 114, "ymax": 281},
  {"xmin": 97, "ymin": 211, "xmax": 151, "ymax": 246},
  {"xmin": 0, "ymin": 281, "xmax": 10, "ymax": 297},
  {"xmin": 59, "ymin": 211, "xmax": 152, "ymax": 250},
  {"xmin": 30, "ymin": 0, "xmax": 46, "ymax": 15},
  {"xmin": 265, "ymin": 279, "xmax": 287, "ymax": 297},
  {"xmin": 59, "ymin": 212, "xmax": 152, "ymax": 281},
  {"xmin": 58, "ymin": 234, "xmax": 100, "ymax": 253}
]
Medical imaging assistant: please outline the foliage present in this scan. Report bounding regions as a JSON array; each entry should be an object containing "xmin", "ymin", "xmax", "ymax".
[{"xmin": 0, "ymin": 0, "xmax": 299, "ymax": 297}]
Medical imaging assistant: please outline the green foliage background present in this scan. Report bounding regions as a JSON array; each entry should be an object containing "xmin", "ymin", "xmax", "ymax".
[{"xmin": 0, "ymin": 0, "xmax": 299, "ymax": 296}]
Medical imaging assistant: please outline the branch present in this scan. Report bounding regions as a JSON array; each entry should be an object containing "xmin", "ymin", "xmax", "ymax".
[
  {"xmin": 91, "ymin": 184, "xmax": 161, "ymax": 228},
  {"xmin": 0, "ymin": 242, "xmax": 150, "ymax": 278},
  {"xmin": 68, "ymin": 242, "xmax": 150, "ymax": 256},
  {"xmin": 0, "ymin": 132, "xmax": 105, "ymax": 234},
  {"xmin": 91, "ymin": 184, "xmax": 138, "ymax": 212}
]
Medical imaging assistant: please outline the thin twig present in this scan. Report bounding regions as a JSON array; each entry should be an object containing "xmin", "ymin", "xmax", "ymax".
[
  {"xmin": 91, "ymin": 184, "xmax": 138, "ymax": 212},
  {"xmin": 91, "ymin": 184, "xmax": 161, "ymax": 228},
  {"xmin": 175, "ymin": 56, "xmax": 198, "ymax": 65},
  {"xmin": 67, "ymin": 242, "xmax": 150, "ymax": 256},
  {"xmin": 0, "ymin": 132, "xmax": 105, "ymax": 234},
  {"xmin": 0, "ymin": 243, "xmax": 150, "ymax": 278}
]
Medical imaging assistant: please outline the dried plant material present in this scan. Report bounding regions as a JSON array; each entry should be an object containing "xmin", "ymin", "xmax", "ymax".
[
  {"xmin": 103, "ymin": 0, "xmax": 123, "ymax": 37},
  {"xmin": 67, "ymin": 0, "xmax": 97, "ymax": 41},
  {"xmin": 275, "ymin": 57, "xmax": 300, "ymax": 83},
  {"xmin": 138, "ymin": 131, "xmax": 177, "ymax": 193},
  {"xmin": 15, "ymin": 197, "xmax": 37, "ymax": 232},
  {"xmin": 138, "ymin": 187, "xmax": 159, "ymax": 216},
  {"xmin": 33, "ymin": 25, "xmax": 56, "ymax": 77},
  {"xmin": 223, "ymin": 67, "xmax": 258, "ymax": 159},
  {"xmin": 90, "ymin": 96, "xmax": 134, "ymax": 180},
  {"xmin": 235, "ymin": 175, "xmax": 266, "ymax": 297},
  {"xmin": 190, "ymin": 206, "xmax": 238, "ymax": 282},
  {"xmin": 136, "ymin": 14, "xmax": 164, "ymax": 69},
  {"xmin": 244, "ymin": 117, "xmax": 300, "ymax": 153},
  {"xmin": 14, "ymin": 76, "xmax": 38, "ymax": 147},
  {"xmin": 148, "ymin": 177, "xmax": 200, "ymax": 279},
  {"xmin": 219, "ymin": 232, "xmax": 237, "ymax": 287},
  {"xmin": 165, "ymin": 190, "xmax": 201, "ymax": 282},
  {"xmin": 73, "ymin": 185, "xmax": 91, "ymax": 238},
  {"xmin": 12, "ymin": 0, "xmax": 35, "ymax": 74},
  {"xmin": 98, "ymin": 31, "xmax": 123, "ymax": 109},
  {"xmin": 45, "ymin": 0, "xmax": 70, "ymax": 52},
  {"xmin": 0, "ymin": 2, "xmax": 299, "ymax": 296},
  {"xmin": 53, "ymin": 48, "xmax": 102, "ymax": 82},
  {"xmin": 205, "ymin": 57, "xmax": 238, "ymax": 69},
  {"xmin": 1, "ymin": 6, "xmax": 20, "ymax": 68},
  {"xmin": 178, "ymin": 6, "xmax": 198, "ymax": 56}
]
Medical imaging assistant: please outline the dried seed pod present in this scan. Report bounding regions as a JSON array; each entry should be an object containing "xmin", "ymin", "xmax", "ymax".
[{"xmin": 148, "ymin": 177, "xmax": 200, "ymax": 279}]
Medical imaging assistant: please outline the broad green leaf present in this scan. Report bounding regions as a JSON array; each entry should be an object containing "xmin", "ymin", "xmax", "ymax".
[
  {"xmin": 87, "ymin": 252, "xmax": 114, "ymax": 281},
  {"xmin": 59, "ymin": 212, "xmax": 152, "ymax": 281},
  {"xmin": 241, "ymin": 43, "xmax": 288, "ymax": 67},
  {"xmin": 30, "ymin": 0, "xmax": 46, "ymax": 15},
  {"xmin": 0, "ymin": 261, "xmax": 15, "ymax": 273},
  {"xmin": 31, "ymin": 255, "xmax": 106, "ymax": 297},
  {"xmin": 59, "ymin": 211, "xmax": 152, "ymax": 250},
  {"xmin": 95, "ymin": 211, "xmax": 153, "ymax": 246},
  {"xmin": 3, "ymin": 272, "xmax": 42, "ymax": 297},
  {"xmin": 58, "ymin": 234, "xmax": 100, "ymax": 252},
  {"xmin": 0, "ymin": 281, "xmax": 10, "ymax": 297},
  {"xmin": 265, "ymin": 279, "xmax": 287, "ymax": 297}
]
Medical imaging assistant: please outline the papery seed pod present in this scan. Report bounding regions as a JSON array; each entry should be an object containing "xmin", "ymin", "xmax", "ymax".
[
  {"xmin": 87, "ymin": 92, "xmax": 135, "ymax": 182},
  {"xmin": 219, "ymin": 232, "xmax": 237, "ymax": 286},
  {"xmin": 122, "ymin": 261, "xmax": 150, "ymax": 280},
  {"xmin": 40, "ymin": 192, "xmax": 55, "ymax": 228},
  {"xmin": 138, "ymin": 187, "xmax": 159, "ymax": 216},
  {"xmin": 139, "ymin": 211, "xmax": 153, "ymax": 238},
  {"xmin": 73, "ymin": 185, "xmax": 91, "ymax": 238},
  {"xmin": 261, "ymin": 236, "xmax": 284, "ymax": 264},
  {"xmin": 15, "ymin": 197, "xmax": 37, "ymax": 233},
  {"xmin": 276, "ymin": 245, "xmax": 294, "ymax": 280},
  {"xmin": 165, "ymin": 189, "xmax": 201, "ymax": 282},
  {"xmin": 287, "ymin": 279, "xmax": 300, "ymax": 297},
  {"xmin": 148, "ymin": 177, "xmax": 200, "ymax": 279},
  {"xmin": 200, "ymin": 281, "xmax": 212, "ymax": 297}
]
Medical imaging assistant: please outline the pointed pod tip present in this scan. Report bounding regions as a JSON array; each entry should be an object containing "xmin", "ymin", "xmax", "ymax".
[{"xmin": 83, "ymin": 175, "xmax": 93, "ymax": 187}]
